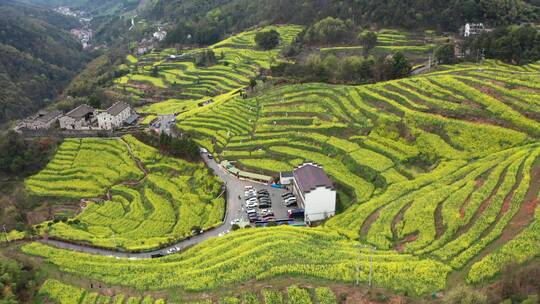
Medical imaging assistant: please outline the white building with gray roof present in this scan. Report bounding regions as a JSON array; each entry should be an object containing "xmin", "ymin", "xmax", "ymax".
[
  {"xmin": 59, "ymin": 104, "xmax": 98, "ymax": 130},
  {"xmin": 292, "ymin": 162, "xmax": 336, "ymax": 223},
  {"xmin": 97, "ymin": 101, "xmax": 135, "ymax": 130}
]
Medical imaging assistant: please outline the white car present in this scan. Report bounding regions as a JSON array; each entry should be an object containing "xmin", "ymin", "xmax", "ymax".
[
  {"xmin": 246, "ymin": 202, "xmax": 257, "ymax": 208},
  {"xmin": 246, "ymin": 197, "xmax": 257, "ymax": 203},
  {"xmin": 244, "ymin": 185, "xmax": 253, "ymax": 190}
]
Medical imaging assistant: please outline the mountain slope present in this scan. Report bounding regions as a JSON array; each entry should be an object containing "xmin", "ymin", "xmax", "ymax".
[
  {"xmin": 149, "ymin": 0, "xmax": 539, "ymax": 45},
  {"xmin": 0, "ymin": 1, "xmax": 91, "ymax": 123}
]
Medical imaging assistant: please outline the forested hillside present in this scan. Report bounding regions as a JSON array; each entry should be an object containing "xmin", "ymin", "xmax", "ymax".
[
  {"xmin": 151, "ymin": 0, "xmax": 540, "ymax": 45},
  {"xmin": 0, "ymin": 1, "xmax": 91, "ymax": 123}
]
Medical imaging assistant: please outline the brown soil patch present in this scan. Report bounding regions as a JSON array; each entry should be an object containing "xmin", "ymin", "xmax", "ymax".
[
  {"xmin": 360, "ymin": 207, "xmax": 382, "ymax": 239},
  {"xmin": 395, "ymin": 233, "xmax": 418, "ymax": 253},
  {"xmin": 434, "ymin": 200, "xmax": 446, "ymax": 239}
]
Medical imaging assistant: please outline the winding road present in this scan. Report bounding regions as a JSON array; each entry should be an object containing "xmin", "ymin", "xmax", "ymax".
[{"xmin": 39, "ymin": 154, "xmax": 260, "ymax": 259}]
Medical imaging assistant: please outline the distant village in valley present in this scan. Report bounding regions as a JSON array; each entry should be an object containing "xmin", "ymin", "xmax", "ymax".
[{"xmin": 54, "ymin": 6, "xmax": 94, "ymax": 49}]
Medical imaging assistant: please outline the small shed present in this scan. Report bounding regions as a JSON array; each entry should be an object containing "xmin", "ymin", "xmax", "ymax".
[{"xmin": 279, "ymin": 172, "xmax": 294, "ymax": 185}]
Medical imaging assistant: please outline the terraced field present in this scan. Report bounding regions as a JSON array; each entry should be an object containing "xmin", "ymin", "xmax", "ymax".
[
  {"xmin": 117, "ymin": 25, "xmax": 303, "ymax": 115},
  {"xmin": 177, "ymin": 61, "xmax": 539, "ymax": 199},
  {"xmin": 30, "ymin": 136, "xmax": 224, "ymax": 251},
  {"xmin": 20, "ymin": 23, "xmax": 540, "ymax": 298},
  {"xmin": 24, "ymin": 226, "xmax": 451, "ymax": 295},
  {"xmin": 25, "ymin": 138, "xmax": 143, "ymax": 199},
  {"xmin": 321, "ymin": 29, "xmax": 448, "ymax": 63},
  {"xmin": 39, "ymin": 279, "xmax": 338, "ymax": 304}
]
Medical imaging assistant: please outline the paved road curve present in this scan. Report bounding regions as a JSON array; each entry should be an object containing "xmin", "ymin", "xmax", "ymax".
[{"xmin": 39, "ymin": 154, "xmax": 262, "ymax": 259}]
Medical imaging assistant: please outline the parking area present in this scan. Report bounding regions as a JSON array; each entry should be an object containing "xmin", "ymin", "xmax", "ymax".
[
  {"xmin": 149, "ymin": 114, "xmax": 176, "ymax": 135},
  {"xmin": 234, "ymin": 183, "xmax": 303, "ymax": 226}
]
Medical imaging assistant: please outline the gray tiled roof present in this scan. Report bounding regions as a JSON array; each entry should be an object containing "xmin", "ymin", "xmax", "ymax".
[
  {"xmin": 65, "ymin": 104, "xmax": 95, "ymax": 118},
  {"xmin": 36, "ymin": 110, "xmax": 62, "ymax": 123},
  {"xmin": 293, "ymin": 163, "xmax": 334, "ymax": 194},
  {"xmin": 106, "ymin": 102, "xmax": 130, "ymax": 116}
]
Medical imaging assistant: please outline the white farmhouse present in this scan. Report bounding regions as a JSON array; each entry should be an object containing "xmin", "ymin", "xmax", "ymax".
[
  {"xmin": 97, "ymin": 102, "xmax": 134, "ymax": 130},
  {"xmin": 59, "ymin": 104, "xmax": 98, "ymax": 130},
  {"xmin": 292, "ymin": 163, "xmax": 336, "ymax": 223}
]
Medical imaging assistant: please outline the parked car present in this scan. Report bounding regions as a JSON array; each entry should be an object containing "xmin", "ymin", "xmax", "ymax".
[
  {"xmin": 244, "ymin": 185, "xmax": 253, "ymax": 190},
  {"xmin": 284, "ymin": 198, "xmax": 296, "ymax": 204},
  {"xmin": 285, "ymin": 201, "xmax": 297, "ymax": 207},
  {"xmin": 257, "ymin": 189, "xmax": 269, "ymax": 194},
  {"xmin": 258, "ymin": 203, "xmax": 271, "ymax": 209},
  {"xmin": 261, "ymin": 210, "xmax": 274, "ymax": 217},
  {"xmin": 207, "ymin": 154, "xmax": 213, "ymax": 159},
  {"xmin": 282, "ymin": 192, "xmax": 293, "ymax": 198},
  {"xmin": 288, "ymin": 209, "xmax": 304, "ymax": 218},
  {"xmin": 246, "ymin": 202, "xmax": 257, "ymax": 209},
  {"xmin": 246, "ymin": 208, "xmax": 257, "ymax": 214}
]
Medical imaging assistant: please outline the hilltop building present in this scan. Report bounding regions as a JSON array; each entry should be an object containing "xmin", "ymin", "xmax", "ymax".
[
  {"xmin": 59, "ymin": 104, "xmax": 98, "ymax": 130},
  {"xmin": 291, "ymin": 163, "xmax": 336, "ymax": 223},
  {"xmin": 463, "ymin": 23, "xmax": 487, "ymax": 37},
  {"xmin": 153, "ymin": 27, "xmax": 167, "ymax": 41},
  {"xmin": 97, "ymin": 101, "xmax": 136, "ymax": 130}
]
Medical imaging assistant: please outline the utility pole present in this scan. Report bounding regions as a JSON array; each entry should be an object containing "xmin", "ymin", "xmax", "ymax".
[
  {"xmin": 369, "ymin": 246, "xmax": 374, "ymax": 287},
  {"xmin": 355, "ymin": 244, "xmax": 361, "ymax": 286},
  {"xmin": 356, "ymin": 243, "xmax": 376, "ymax": 287}
]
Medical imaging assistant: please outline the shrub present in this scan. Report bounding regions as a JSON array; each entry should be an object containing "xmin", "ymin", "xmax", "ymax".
[
  {"xmin": 255, "ymin": 30, "xmax": 280, "ymax": 50},
  {"xmin": 443, "ymin": 285, "xmax": 487, "ymax": 304}
]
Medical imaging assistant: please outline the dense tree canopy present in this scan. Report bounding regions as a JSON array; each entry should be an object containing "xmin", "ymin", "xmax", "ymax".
[
  {"xmin": 151, "ymin": 0, "xmax": 539, "ymax": 46},
  {"xmin": 255, "ymin": 30, "xmax": 281, "ymax": 50},
  {"xmin": 302, "ymin": 17, "xmax": 351, "ymax": 44},
  {"xmin": 463, "ymin": 24, "xmax": 540, "ymax": 65}
]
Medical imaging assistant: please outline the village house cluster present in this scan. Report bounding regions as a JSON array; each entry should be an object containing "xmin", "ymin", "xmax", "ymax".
[
  {"xmin": 138, "ymin": 26, "xmax": 168, "ymax": 55},
  {"xmin": 16, "ymin": 102, "xmax": 138, "ymax": 132}
]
